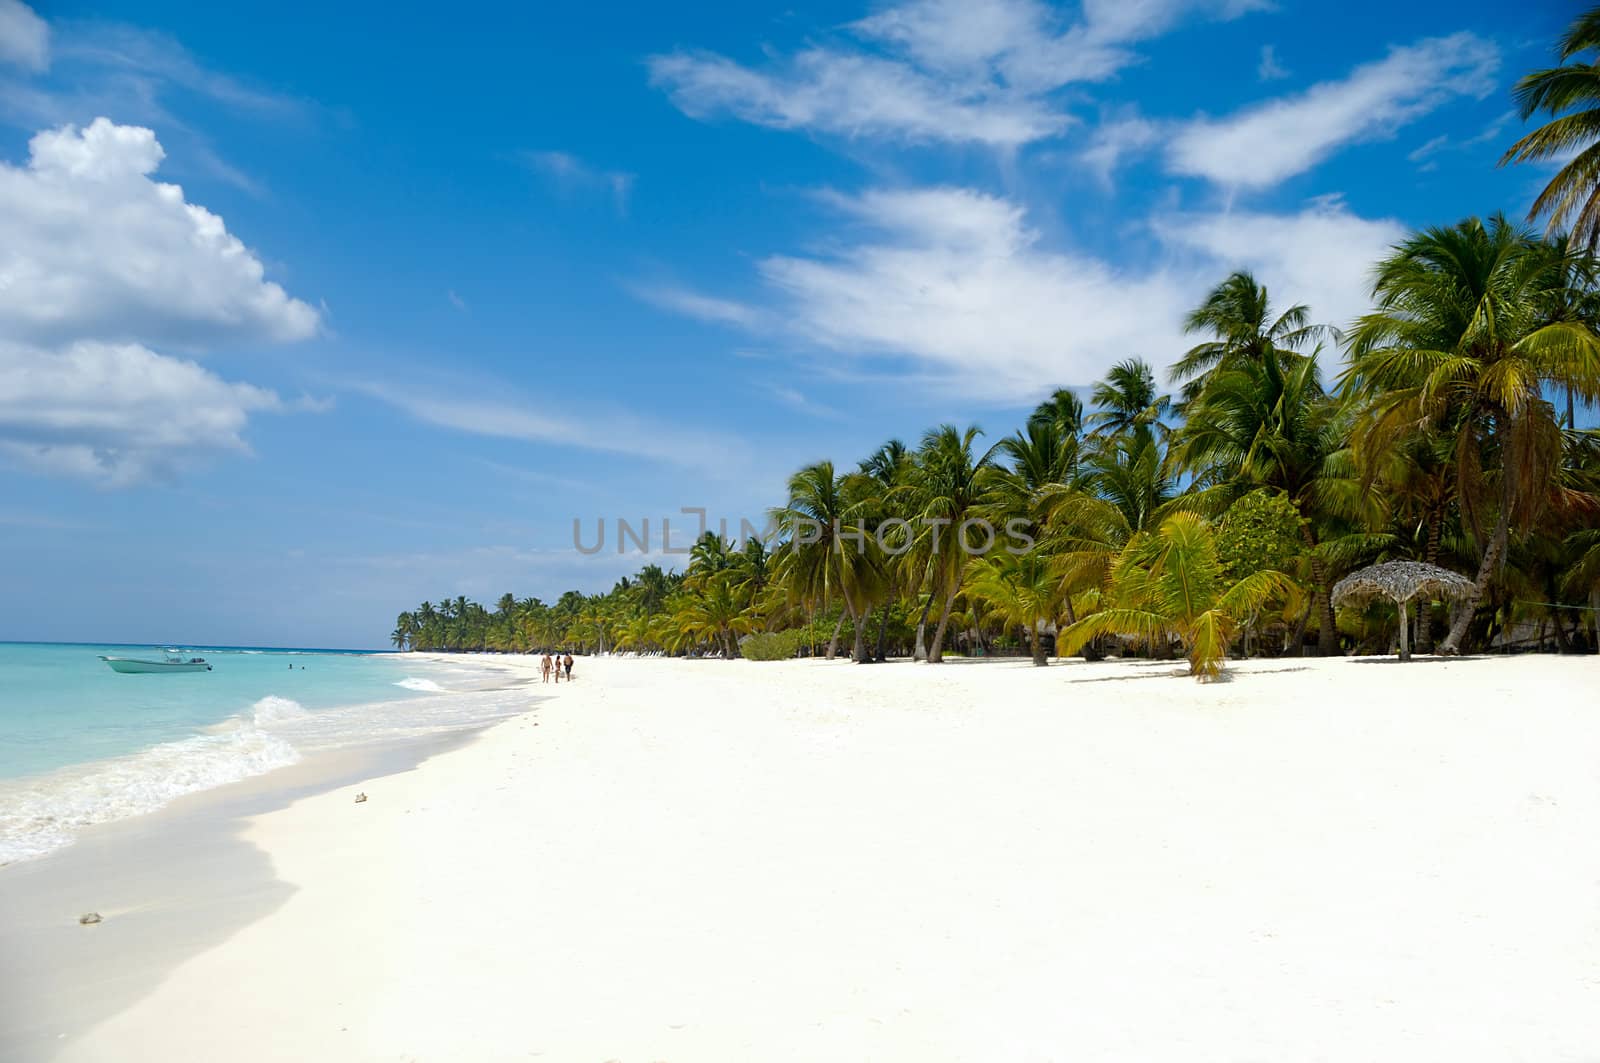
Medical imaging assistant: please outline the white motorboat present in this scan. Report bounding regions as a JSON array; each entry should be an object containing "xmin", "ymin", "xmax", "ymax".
[{"xmin": 99, "ymin": 650, "xmax": 212, "ymax": 673}]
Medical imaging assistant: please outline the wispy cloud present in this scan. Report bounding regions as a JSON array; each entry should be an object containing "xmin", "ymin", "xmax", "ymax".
[
  {"xmin": 649, "ymin": 0, "xmax": 1272, "ymax": 149},
  {"xmin": 1408, "ymin": 110, "xmax": 1515, "ymax": 169},
  {"xmin": 447, "ymin": 290, "xmax": 468, "ymax": 312},
  {"xmin": 1078, "ymin": 109, "xmax": 1163, "ymax": 186},
  {"xmin": 519, "ymin": 150, "xmax": 635, "ymax": 215},
  {"xmin": 763, "ymin": 383, "xmax": 844, "ymax": 421},
  {"xmin": 49, "ymin": 22, "xmax": 314, "ymax": 122},
  {"xmin": 0, "ymin": 15, "xmax": 320, "ymax": 196},
  {"xmin": 1257, "ymin": 43, "xmax": 1288, "ymax": 81},
  {"xmin": 0, "ymin": 0, "xmax": 48, "ymax": 71},
  {"xmin": 645, "ymin": 184, "xmax": 1404, "ymax": 403},
  {"xmin": 631, "ymin": 284, "xmax": 766, "ymax": 328},
  {"xmin": 349, "ymin": 378, "xmax": 746, "ymax": 476},
  {"xmin": 1167, "ymin": 32, "xmax": 1499, "ymax": 189}
]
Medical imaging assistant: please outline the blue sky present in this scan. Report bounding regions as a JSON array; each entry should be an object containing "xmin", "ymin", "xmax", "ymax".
[{"xmin": 0, "ymin": 0, "xmax": 1579, "ymax": 648}]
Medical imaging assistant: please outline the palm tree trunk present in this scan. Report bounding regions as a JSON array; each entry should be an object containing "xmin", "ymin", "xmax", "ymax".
[
  {"xmin": 873, "ymin": 601, "xmax": 891, "ymax": 662},
  {"xmin": 1398, "ymin": 600, "xmax": 1411, "ymax": 662},
  {"xmin": 851, "ymin": 604, "xmax": 870, "ymax": 663},
  {"xmin": 912, "ymin": 573, "xmax": 936, "ymax": 661},
  {"xmin": 927, "ymin": 586, "xmax": 961, "ymax": 663},
  {"xmin": 1298, "ymin": 524, "xmax": 1339, "ymax": 656},
  {"xmin": 825, "ymin": 612, "xmax": 845, "ymax": 660},
  {"xmin": 1414, "ymin": 508, "xmax": 1445, "ymax": 654},
  {"xmin": 1030, "ymin": 624, "xmax": 1047, "ymax": 667},
  {"xmin": 1441, "ymin": 505, "xmax": 1511, "ymax": 655}
]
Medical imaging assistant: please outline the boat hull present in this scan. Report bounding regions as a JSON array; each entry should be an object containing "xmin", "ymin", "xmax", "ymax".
[{"xmin": 99, "ymin": 656, "xmax": 212, "ymax": 674}]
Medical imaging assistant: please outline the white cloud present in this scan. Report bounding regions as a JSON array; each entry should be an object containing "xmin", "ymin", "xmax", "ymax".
[
  {"xmin": 1257, "ymin": 43, "xmax": 1288, "ymax": 81},
  {"xmin": 1079, "ymin": 111, "xmax": 1164, "ymax": 185},
  {"xmin": 756, "ymin": 186, "xmax": 1195, "ymax": 400},
  {"xmin": 1168, "ymin": 32, "xmax": 1498, "ymax": 189},
  {"xmin": 0, "ymin": 0, "xmax": 47, "ymax": 71},
  {"xmin": 649, "ymin": 185, "xmax": 1404, "ymax": 402},
  {"xmin": 649, "ymin": 0, "xmax": 1269, "ymax": 148},
  {"xmin": 1153, "ymin": 197, "xmax": 1406, "ymax": 334},
  {"xmin": 0, "ymin": 119, "xmax": 320, "ymax": 484},
  {"xmin": 0, "ymin": 118, "xmax": 320, "ymax": 349},
  {"xmin": 0, "ymin": 340, "xmax": 284, "ymax": 486},
  {"xmin": 520, "ymin": 150, "xmax": 635, "ymax": 214}
]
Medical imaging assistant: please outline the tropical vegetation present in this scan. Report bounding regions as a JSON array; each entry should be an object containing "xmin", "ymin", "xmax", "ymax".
[{"xmin": 393, "ymin": 10, "xmax": 1600, "ymax": 678}]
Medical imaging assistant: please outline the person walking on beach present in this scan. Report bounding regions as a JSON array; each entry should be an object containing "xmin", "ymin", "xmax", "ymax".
[
  {"xmin": 540, "ymin": 653, "xmax": 552, "ymax": 684},
  {"xmin": 562, "ymin": 652, "xmax": 574, "ymax": 681}
]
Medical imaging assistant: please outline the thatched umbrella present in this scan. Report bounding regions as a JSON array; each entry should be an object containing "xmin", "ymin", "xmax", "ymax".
[{"xmin": 1332, "ymin": 561, "xmax": 1476, "ymax": 661}]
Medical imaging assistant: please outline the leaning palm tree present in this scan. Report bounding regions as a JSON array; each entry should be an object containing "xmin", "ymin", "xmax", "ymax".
[
  {"xmin": 1058, "ymin": 512, "xmax": 1301, "ymax": 680},
  {"xmin": 1501, "ymin": 6, "xmax": 1600, "ymax": 249},
  {"xmin": 391, "ymin": 611, "xmax": 416, "ymax": 651},
  {"xmin": 1343, "ymin": 214, "xmax": 1600, "ymax": 652}
]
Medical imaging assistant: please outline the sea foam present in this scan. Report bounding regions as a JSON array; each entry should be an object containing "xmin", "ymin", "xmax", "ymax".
[
  {"xmin": 0, "ymin": 701, "xmax": 303, "ymax": 865},
  {"xmin": 394, "ymin": 677, "xmax": 447, "ymax": 693}
]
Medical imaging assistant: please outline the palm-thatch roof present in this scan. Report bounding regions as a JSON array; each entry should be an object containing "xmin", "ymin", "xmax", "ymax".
[{"xmin": 1332, "ymin": 561, "xmax": 1476, "ymax": 609}]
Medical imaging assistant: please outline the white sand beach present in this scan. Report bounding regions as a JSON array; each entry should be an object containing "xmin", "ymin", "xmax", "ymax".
[{"xmin": 12, "ymin": 653, "xmax": 1600, "ymax": 1061}]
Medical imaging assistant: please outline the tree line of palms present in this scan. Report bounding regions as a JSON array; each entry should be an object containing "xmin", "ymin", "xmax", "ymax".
[{"xmin": 395, "ymin": 10, "xmax": 1600, "ymax": 676}]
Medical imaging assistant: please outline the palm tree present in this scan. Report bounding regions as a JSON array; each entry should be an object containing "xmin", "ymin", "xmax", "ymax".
[
  {"xmin": 675, "ymin": 573, "xmax": 751, "ymax": 658},
  {"xmin": 858, "ymin": 440, "xmax": 914, "ymax": 661},
  {"xmin": 1501, "ymin": 7, "xmax": 1600, "ymax": 249},
  {"xmin": 909, "ymin": 425, "xmax": 1002, "ymax": 662},
  {"xmin": 1168, "ymin": 344, "xmax": 1360, "ymax": 654},
  {"xmin": 391, "ymin": 611, "xmax": 416, "ymax": 651},
  {"xmin": 965, "ymin": 549, "xmax": 1064, "ymax": 665},
  {"xmin": 772, "ymin": 461, "xmax": 877, "ymax": 661},
  {"xmin": 1172, "ymin": 271, "xmax": 1329, "ymax": 401},
  {"xmin": 1085, "ymin": 359, "xmax": 1171, "ymax": 443},
  {"xmin": 1058, "ymin": 512, "xmax": 1301, "ymax": 679},
  {"xmin": 634, "ymin": 564, "xmax": 670, "ymax": 616},
  {"xmin": 1029, "ymin": 387, "xmax": 1085, "ymax": 439},
  {"xmin": 1343, "ymin": 214, "xmax": 1600, "ymax": 652},
  {"xmin": 686, "ymin": 531, "xmax": 735, "ymax": 586}
]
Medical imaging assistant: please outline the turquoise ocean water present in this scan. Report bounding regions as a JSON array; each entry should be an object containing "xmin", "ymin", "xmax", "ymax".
[{"xmin": 0, "ymin": 643, "xmax": 531, "ymax": 864}]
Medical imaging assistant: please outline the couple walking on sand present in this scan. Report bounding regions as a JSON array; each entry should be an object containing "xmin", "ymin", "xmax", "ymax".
[{"xmin": 541, "ymin": 652, "xmax": 573, "ymax": 684}]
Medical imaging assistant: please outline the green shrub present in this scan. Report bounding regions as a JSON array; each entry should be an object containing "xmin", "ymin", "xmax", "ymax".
[
  {"xmin": 1217, "ymin": 489, "xmax": 1305, "ymax": 582},
  {"xmin": 739, "ymin": 629, "xmax": 806, "ymax": 661}
]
